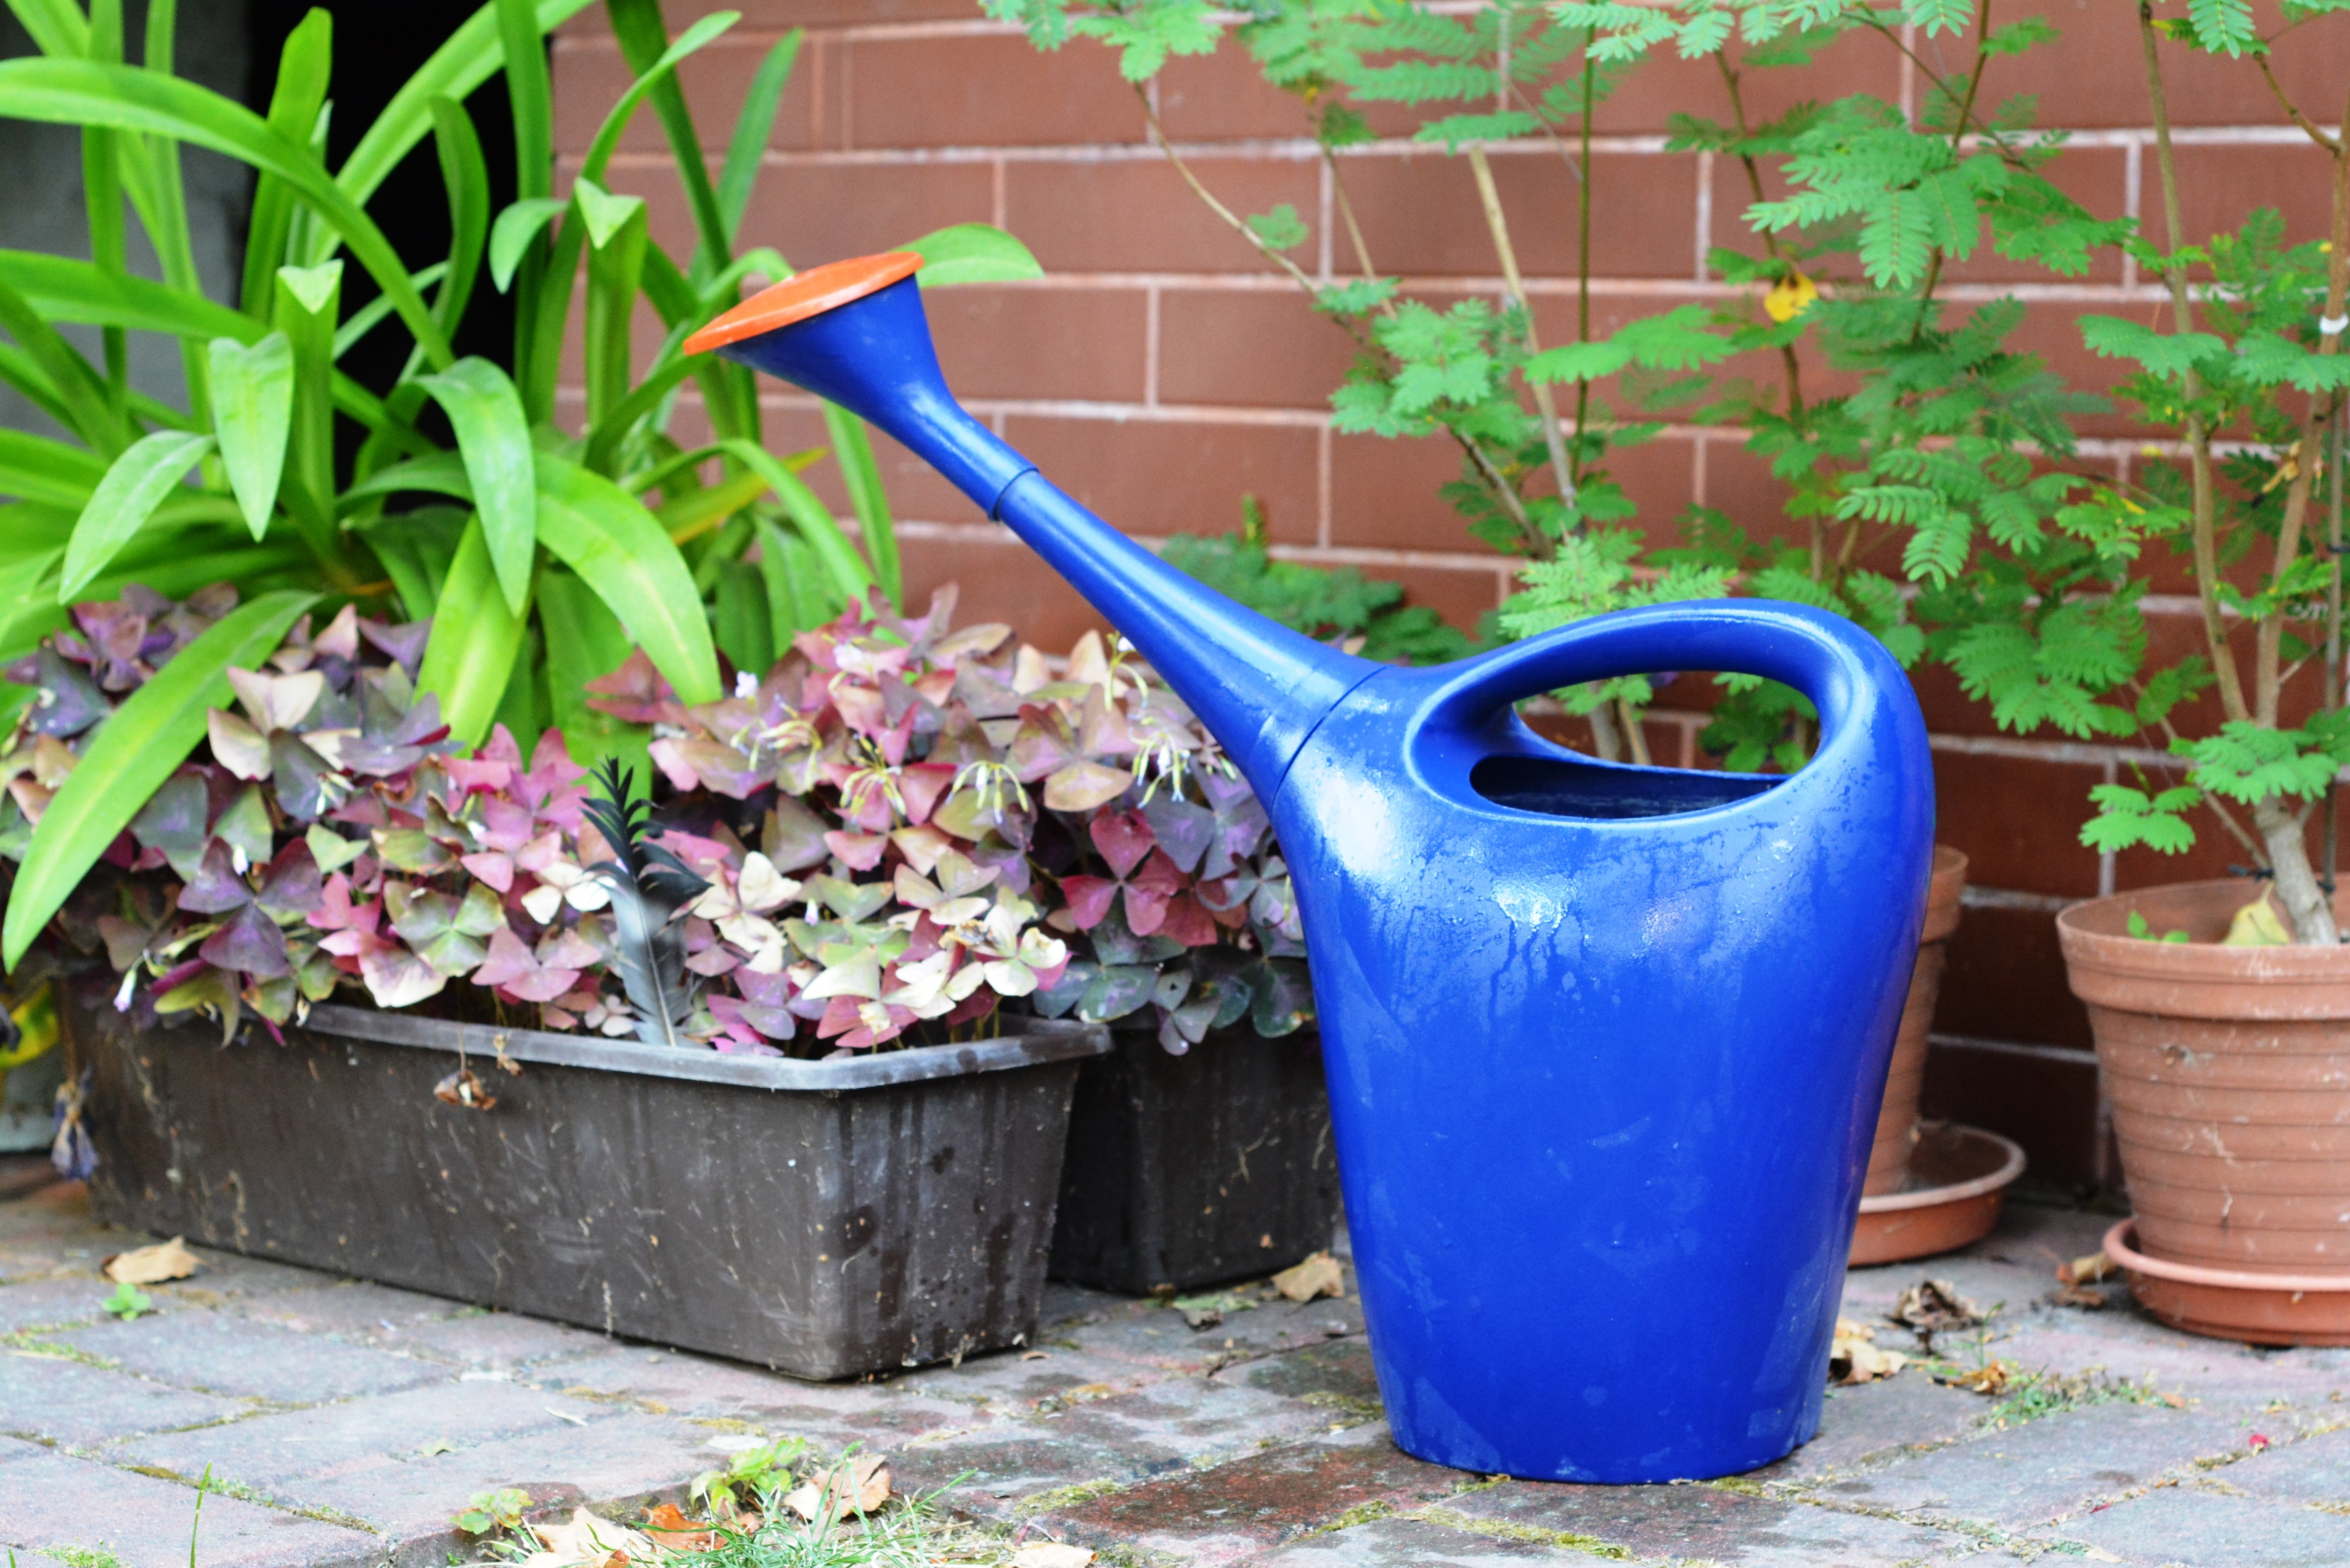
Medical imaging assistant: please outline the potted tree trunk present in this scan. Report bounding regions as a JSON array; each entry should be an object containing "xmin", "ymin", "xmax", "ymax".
[{"xmin": 1990, "ymin": 12, "xmax": 2350, "ymax": 1342}]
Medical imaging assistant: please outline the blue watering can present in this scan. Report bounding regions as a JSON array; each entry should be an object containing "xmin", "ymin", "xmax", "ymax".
[{"xmin": 688, "ymin": 254, "xmax": 1935, "ymax": 1482}]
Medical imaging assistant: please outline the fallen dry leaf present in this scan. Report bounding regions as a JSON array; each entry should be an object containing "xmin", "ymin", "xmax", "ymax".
[
  {"xmin": 2052, "ymin": 1283, "xmax": 2109, "ymax": 1310},
  {"xmin": 2081, "ymin": 1550, "xmax": 2123, "ymax": 1564},
  {"xmin": 1829, "ymin": 1318, "xmax": 1906, "ymax": 1385},
  {"xmin": 102, "ymin": 1236, "xmax": 199, "ymax": 1286},
  {"xmin": 1890, "ymin": 1279, "xmax": 1982, "ymax": 1336},
  {"xmin": 1946, "ymin": 1359, "xmax": 2015, "ymax": 1396},
  {"xmin": 518, "ymin": 1508, "xmax": 652, "ymax": 1568},
  {"xmin": 434, "ymin": 1066, "xmax": 497, "ymax": 1111},
  {"xmin": 785, "ymin": 1453, "xmax": 892, "ymax": 1520},
  {"xmin": 1272, "ymin": 1252, "xmax": 1344, "ymax": 1304},
  {"xmin": 1010, "ymin": 1545, "xmax": 1096, "ymax": 1568},
  {"xmin": 2058, "ymin": 1251, "xmax": 2119, "ymax": 1286},
  {"xmin": 639, "ymin": 1503, "xmax": 719, "ymax": 1553},
  {"xmin": 416, "ymin": 1436, "xmax": 455, "ymax": 1458}
]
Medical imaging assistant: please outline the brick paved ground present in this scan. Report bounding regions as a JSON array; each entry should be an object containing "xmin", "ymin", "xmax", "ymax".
[{"xmin": 3, "ymin": 1156, "xmax": 2344, "ymax": 1568}]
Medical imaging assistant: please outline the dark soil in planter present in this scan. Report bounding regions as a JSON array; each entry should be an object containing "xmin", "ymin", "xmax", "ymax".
[
  {"xmin": 60, "ymin": 981, "xmax": 1109, "ymax": 1379},
  {"xmin": 1049, "ymin": 1022, "xmax": 1337, "ymax": 1294}
]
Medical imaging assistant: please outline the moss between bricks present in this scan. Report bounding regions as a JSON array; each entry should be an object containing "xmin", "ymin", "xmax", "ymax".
[
  {"xmin": 0, "ymin": 1331, "xmax": 116, "ymax": 1370},
  {"xmin": 42, "ymin": 1545, "xmax": 125, "ymax": 1568},
  {"xmin": 1408, "ymin": 1504, "xmax": 1632, "ymax": 1561},
  {"xmin": 1011, "ymin": 1478, "xmax": 1127, "ymax": 1519},
  {"xmin": 117, "ymin": 1461, "xmax": 380, "ymax": 1536}
]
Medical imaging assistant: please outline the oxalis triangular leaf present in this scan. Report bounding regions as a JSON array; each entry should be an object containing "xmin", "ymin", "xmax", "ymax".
[{"xmin": 208, "ymin": 332, "xmax": 294, "ymax": 539}]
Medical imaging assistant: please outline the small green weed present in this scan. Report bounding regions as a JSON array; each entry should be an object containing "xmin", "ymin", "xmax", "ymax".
[
  {"xmin": 102, "ymin": 1282, "xmax": 152, "ymax": 1321},
  {"xmin": 44, "ymin": 1548, "xmax": 123, "ymax": 1568},
  {"xmin": 453, "ymin": 1489, "xmax": 532, "ymax": 1536},
  {"xmin": 2126, "ymin": 910, "xmax": 2191, "ymax": 944},
  {"xmin": 691, "ymin": 1438, "xmax": 809, "ymax": 1514}
]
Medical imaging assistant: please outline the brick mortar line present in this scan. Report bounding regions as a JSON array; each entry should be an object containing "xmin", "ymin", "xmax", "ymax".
[
  {"xmin": 576, "ymin": 125, "xmax": 2316, "ymax": 165},
  {"xmin": 741, "ymin": 392, "xmax": 2213, "ymax": 456},
  {"xmin": 677, "ymin": 266, "xmax": 2170, "ymax": 304}
]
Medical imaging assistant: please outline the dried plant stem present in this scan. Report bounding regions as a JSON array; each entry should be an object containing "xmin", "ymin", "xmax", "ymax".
[
  {"xmin": 1133, "ymin": 84, "xmax": 1543, "ymax": 552},
  {"xmin": 1466, "ymin": 145, "xmax": 1578, "ymax": 513},
  {"xmin": 2142, "ymin": 1, "xmax": 2347, "ymax": 940},
  {"xmin": 1325, "ymin": 147, "xmax": 1379, "ymax": 280},
  {"xmin": 2139, "ymin": 4, "xmax": 2250, "ymax": 730},
  {"xmin": 1716, "ymin": 51, "xmax": 1806, "ymax": 420}
]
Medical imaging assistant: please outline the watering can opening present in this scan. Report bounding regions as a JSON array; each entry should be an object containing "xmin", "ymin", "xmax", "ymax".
[{"xmin": 1469, "ymin": 752, "xmax": 1782, "ymax": 821}]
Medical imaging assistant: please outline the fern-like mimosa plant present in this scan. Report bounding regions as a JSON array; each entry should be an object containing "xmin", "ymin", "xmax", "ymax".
[
  {"xmin": 1924, "ymin": 1, "xmax": 2350, "ymax": 944},
  {"xmin": 987, "ymin": 0, "xmax": 2113, "ymax": 774}
]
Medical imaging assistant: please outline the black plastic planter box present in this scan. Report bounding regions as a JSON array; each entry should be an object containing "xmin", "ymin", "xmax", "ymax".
[
  {"xmin": 1049, "ymin": 1023, "xmax": 1338, "ymax": 1294},
  {"xmin": 60, "ymin": 988, "xmax": 1110, "ymax": 1379}
]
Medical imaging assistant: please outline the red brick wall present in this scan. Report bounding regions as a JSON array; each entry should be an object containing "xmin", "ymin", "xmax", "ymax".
[{"xmin": 553, "ymin": 1, "xmax": 2350, "ymax": 1191}]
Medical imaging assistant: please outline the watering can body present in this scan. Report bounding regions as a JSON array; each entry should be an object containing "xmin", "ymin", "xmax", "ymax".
[{"xmin": 690, "ymin": 258, "xmax": 1936, "ymax": 1481}]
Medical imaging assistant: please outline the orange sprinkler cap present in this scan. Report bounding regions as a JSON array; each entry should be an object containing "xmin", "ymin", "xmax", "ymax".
[{"xmin": 683, "ymin": 251, "xmax": 923, "ymax": 356}]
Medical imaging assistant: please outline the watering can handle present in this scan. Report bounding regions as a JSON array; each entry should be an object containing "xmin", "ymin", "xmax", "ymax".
[{"xmin": 1431, "ymin": 600, "xmax": 1887, "ymax": 754}]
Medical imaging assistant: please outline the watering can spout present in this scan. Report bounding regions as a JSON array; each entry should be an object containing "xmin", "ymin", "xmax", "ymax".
[{"xmin": 686, "ymin": 253, "xmax": 1374, "ymax": 796}]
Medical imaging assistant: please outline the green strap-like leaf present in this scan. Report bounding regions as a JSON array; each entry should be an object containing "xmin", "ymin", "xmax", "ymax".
[
  {"xmin": 0, "ymin": 428, "xmax": 108, "ymax": 508},
  {"xmin": 416, "ymin": 514, "xmax": 533, "ymax": 746},
  {"xmin": 719, "ymin": 436, "xmax": 877, "ymax": 605},
  {"xmin": 7, "ymin": 0, "xmax": 89, "ymax": 57},
  {"xmin": 578, "ymin": 11, "xmax": 740, "ymax": 185},
  {"xmin": 0, "ymin": 263, "xmax": 119, "ymax": 454},
  {"xmin": 334, "ymin": 0, "xmax": 594, "ymax": 216},
  {"xmin": 0, "ymin": 343, "xmax": 80, "ymax": 436},
  {"xmin": 59, "ymin": 428, "xmax": 218, "ymax": 600},
  {"xmin": 905, "ymin": 223, "xmax": 1045, "ymax": 289},
  {"xmin": 0, "ymin": 543, "xmax": 68, "ymax": 663},
  {"xmin": 717, "ymin": 30, "xmax": 800, "ymax": 244},
  {"xmin": 208, "ymin": 332, "xmax": 293, "ymax": 538},
  {"xmin": 338, "ymin": 449, "xmax": 474, "ymax": 512},
  {"xmin": 333, "ymin": 261, "xmax": 447, "ymax": 359},
  {"xmin": 427, "ymin": 97, "xmax": 491, "ymax": 340},
  {"xmin": 536, "ymin": 564, "xmax": 652, "ymax": 777},
  {"xmin": 754, "ymin": 512, "xmax": 844, "ymax": 642},
  {"xmin": 604, "ymin": 0, "xmax": 729, "ymax": 274},
  {"xmin": 239, "ymin": 9, "xmax": 331, "ymax": 318},
  {"xmin": 496, "ymin": 0, "xmax": 554, "ymax": 203},
  {"xmin": 416, "ymin": 358, "xmax": 536, "ymax": 612},
  {"xmin": 0, "ymin": 57, "xmax": 454, "ymax": 369},
  {"xmin": 488, "ymin": 197, "xmax": 567, "ymax": 294},
  {"xmin": 4, "ymin": 588, "xmax": 317, "ymax": 969},
  {"xmin": 820, "ymin": 407, "xmax": 899, "ymax": 609},
  {"xmin": 534, "ymin": 453, "xmax": 722, "ymax": 705}
]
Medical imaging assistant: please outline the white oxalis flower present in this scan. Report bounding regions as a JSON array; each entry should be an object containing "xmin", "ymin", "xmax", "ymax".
[{"xmin": 884, "ymin": 949, "xmax": 986, "ymax": 1018}]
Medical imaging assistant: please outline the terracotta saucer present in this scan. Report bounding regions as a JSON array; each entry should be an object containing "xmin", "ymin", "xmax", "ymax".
[
  {"xmin": 2103, "ymin": 1219, "xmax": 2350, "ymax": 1347},
  {"xmin": 1850, "ymin": 1123, "xmax": 2026, "ymax": 1267}
]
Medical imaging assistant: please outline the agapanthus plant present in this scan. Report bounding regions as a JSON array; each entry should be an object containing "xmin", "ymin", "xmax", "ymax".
[{"xmin": 2, "ymin": 586, "xmax": 1313, "ymax": 1057}]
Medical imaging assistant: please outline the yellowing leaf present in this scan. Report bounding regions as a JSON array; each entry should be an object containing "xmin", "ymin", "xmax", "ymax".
[
  {"xmin": 102, "ymin": 1236, "xmax": 200, "ymax": 1285},
  {"xmin": 2222, "ymin": 897, "xmax": 2290, "ymax": 947},
  {"xmin": 1764, "ymin": 268, "xmax": 1817, "ymax": 324},
  {"xmin": 1272, "ymin": 1251, "xmax": 1345, "ymax": 1303}
]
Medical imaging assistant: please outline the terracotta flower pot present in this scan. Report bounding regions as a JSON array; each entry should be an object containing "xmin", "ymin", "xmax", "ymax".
[
  {"xmin": 2059, "ymin": 880, "xmax": 2350, "ymax": 1274},
  {"xmin": 1862, "ymin": 845, "xmax": 1970, "ymax": 1196}
]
